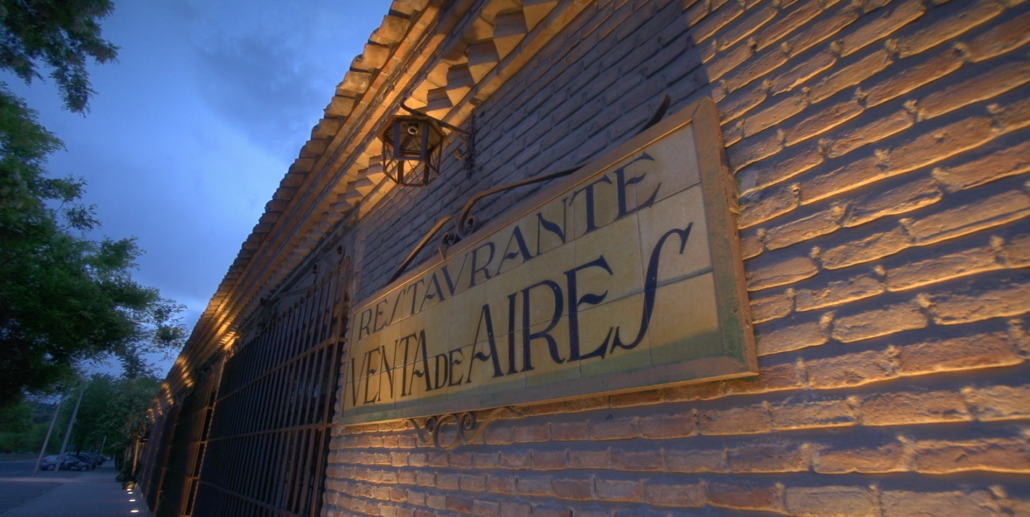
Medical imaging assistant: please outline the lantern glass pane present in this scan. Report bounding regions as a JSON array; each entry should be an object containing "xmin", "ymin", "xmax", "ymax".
[{"xmin": 378, "ymin": 114, "xmax": 449, "ymax": 187}]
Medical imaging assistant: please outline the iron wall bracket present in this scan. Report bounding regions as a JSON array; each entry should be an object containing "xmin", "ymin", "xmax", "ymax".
[{"xmin": 408, "ymin": 407, "xmax": 521, "ymax": 449}]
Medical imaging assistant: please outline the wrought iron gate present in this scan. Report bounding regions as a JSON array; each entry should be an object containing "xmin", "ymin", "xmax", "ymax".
[
  {"xmin": 142, "ymin": 249, "xmax": 350, "ymax": 517},
  {"xmin": 192, "ymin": 255, "xmax": 349, "ymax": 517}
]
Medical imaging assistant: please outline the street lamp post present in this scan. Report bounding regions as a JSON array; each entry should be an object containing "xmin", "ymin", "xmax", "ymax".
[
  {"xmin": 31, "ymin": 395, "xmax": 65, "ymax": 477},
  {"xmin": 55, "ymin": 386, "xmax": 86, "ymax": 470}
]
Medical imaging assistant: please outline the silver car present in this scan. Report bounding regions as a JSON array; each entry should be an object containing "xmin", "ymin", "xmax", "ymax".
[{"xmin": 39, "ymin": 454, "xmax": 90, "ymax": 471}]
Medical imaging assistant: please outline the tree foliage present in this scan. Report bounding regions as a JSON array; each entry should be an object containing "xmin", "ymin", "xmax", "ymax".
[
  {"xmin": 0, "ymin": 0, "xmax": 118, "ymax": 113},
  {"xmin": 0, "ymin": 0, "xmax": 183, "ymax": 412},
  {"xmin": 65, "ymin": 373, "xmax": 160, "ymax": 454},
  {"xmin": 0, "ymin": 400, "xmax": 31, "ymax": 433},
  {"xmin": 0, "ymin": 374, "xmax": 160, "ymax": 457},
  {"xmin": 0, "ymin": 399, "xmax": 52, "ymax": 453},
  {"xmin": 0, "ymin": 88, "xmax": 185, "ymax": 407}
]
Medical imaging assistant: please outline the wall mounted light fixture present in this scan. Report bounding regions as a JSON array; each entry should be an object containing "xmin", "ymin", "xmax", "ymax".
[{"xmin": 378, "ymin": 103, "xmax": 475, "ymax": 188}]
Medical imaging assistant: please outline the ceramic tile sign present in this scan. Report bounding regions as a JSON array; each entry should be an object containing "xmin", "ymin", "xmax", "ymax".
[{"xmin": 341, "ymin": 98, "xmax": 758, "ymax": 425}]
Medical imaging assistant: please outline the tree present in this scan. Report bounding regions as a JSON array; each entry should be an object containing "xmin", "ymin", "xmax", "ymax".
[
  {"xmin": 0, "ymin": 87, "xmax": 185, "ymax": 407},
  {"xmin": 0, "ymin": 400, "xmax": 31, "ymax": 433},
  {"xmin": 0, "ymin": 1, "xmax": 181, "ymax": 408},
  {"xmin": 0, "ymin": 398, "xmax": 55, "ymax": 453},
  {"xmin": 64, "ymin": 373, "xmax": 160, "ymax": 457},
  {"xmin": 0, "ymin": 0, "xmax": 119, "ymax": 113}
]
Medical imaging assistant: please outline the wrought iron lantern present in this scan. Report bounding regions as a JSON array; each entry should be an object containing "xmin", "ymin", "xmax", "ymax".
[{"xmin": 379, "ymin": 103, "xmax": 474, "ymax": 187}]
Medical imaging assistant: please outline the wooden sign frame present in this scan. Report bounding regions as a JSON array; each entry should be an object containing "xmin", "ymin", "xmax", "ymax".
[{"xmin": 340, "ymin": 97, "xmax": 757, "ymax": 426}]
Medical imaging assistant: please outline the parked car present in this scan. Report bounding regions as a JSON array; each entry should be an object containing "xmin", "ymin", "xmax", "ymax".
[
  {"xmin": 79, "ymin": 452, "xmax": 102, "ymax": 469},
  {"xmin": 38, "ymin": 455, "xmax": 59, "ymax": 470},
  {"xmin": 69, "ymin": 452, "xmax": 100, "ymax": 469},
  {"xmin": 39, "ymin": 455, "xmax": 90, "ymax": 471},
  {"xmin": 79, "ymin": 453, "xmax": 99, "ymax": 467}
]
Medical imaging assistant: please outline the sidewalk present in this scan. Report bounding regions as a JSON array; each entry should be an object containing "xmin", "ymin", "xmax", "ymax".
[{"xmin": 0, "ymin": 461, "xmax": 149, "ymax": 516}]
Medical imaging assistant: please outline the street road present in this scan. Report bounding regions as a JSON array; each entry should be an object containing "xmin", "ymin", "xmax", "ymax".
[
  {"xmin": 0, "ymin": 460, "xmax": 65, "ymax": 513},
  {"xmin": 0, "ymin": 459, "xmax": 80, "ymax": 479},
  {"xmin": 0, "ymin": 459, "xmax": 34, "ymax": 478},
  {"xmin": 0, "ymin": 459, "xmax": 146, "ymax": 516}
]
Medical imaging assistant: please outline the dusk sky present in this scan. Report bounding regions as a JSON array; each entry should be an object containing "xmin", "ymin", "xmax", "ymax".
[{"xmin": 5, "ymin": 0, "xmax": 392, "ymax": 377}]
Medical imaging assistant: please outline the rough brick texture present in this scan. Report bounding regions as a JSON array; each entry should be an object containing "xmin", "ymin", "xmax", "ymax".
[{"xmin": 323, "ymin": 0, "xmax": 1030, "ymax": 516}]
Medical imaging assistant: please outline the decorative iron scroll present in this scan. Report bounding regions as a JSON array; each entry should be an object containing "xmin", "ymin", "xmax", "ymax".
[{"xmin": 408, "ymin": 407, "xmax": 520, "ymax": 449}]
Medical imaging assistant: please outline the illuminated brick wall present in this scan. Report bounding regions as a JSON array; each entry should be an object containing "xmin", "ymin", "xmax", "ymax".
[{"xmin": 326, "ymin": 0, "xmax": 1030, "ymax": 515}]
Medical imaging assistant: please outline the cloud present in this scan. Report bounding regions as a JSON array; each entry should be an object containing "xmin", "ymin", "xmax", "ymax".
[
  {"xmin": 192, "ymin": 36, "xmax": 327, "ymax": 160},
  {"xmin": 2, "ymin": 0, "xmax": 394, "ymax": 380},
  {"xmin": 182, "ymin": 0, "xmax": 383, "ymax": 161}
]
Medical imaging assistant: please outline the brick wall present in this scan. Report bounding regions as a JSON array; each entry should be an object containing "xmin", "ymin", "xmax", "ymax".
[{"xmin": 326, "ymin": 0, "xmax": 1030, "ymax": 515}]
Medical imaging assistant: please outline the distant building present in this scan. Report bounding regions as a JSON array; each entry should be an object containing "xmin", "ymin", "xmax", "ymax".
[{"xmin": 139, "ymin": 0, "xmax": 1030, "ymax": 516}]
